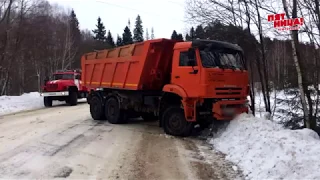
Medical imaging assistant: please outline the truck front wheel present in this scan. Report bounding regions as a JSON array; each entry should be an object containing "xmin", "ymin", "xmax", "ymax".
[
  {"xmin": 162, "ymin": 106, "xmax": 193, "ymax": 137},
  {"xmin": 44, "ymin": 97, "xmax": 53, "ymax": 107},
  {"xmin": 68, "ymin": 91, "xmax": 78, "ymax": 106},
  {"xmin": 90, "ymin": 96, "xmax": 105, "ymax": 120},
  {"xmin": 105, "ymin": 97, "xmax": 128, "ymax": 124}
]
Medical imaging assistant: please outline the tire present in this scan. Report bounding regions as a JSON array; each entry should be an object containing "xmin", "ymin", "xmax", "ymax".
[
  {"xmin": 105, "ymin": 97, "xmax": 128, "ymax": 124},
  {"xmin": 44, "ymin": 97, "xmax": 53, "ymax": 107},
  {"xmin": 162, "ymin": 106, "xmax": 193, "ymax": 137},
  {"xmin": 90, "ymin": 96, "xmax": 106, "ymax": 120},
  {"xmin": 68, "ymin": 91, "xmax": 78, "ymax": 106},
  {"xmin": 141, "ymin": 113, "xmax": 158, "ymax": 122}
]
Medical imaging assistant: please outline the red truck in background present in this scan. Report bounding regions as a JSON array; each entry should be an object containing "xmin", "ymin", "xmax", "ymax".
[
  {"xmin": 41, "ymin": 69, "xmax": 88, "ymax": 107},
  {"xmin": 82, "ymin": 38, "xmax": 249, "ymax": 137}
]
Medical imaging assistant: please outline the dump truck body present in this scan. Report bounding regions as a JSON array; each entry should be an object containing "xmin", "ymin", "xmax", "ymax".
[
  {"xmin": 82, "ymin": 39, "xmax": 178, "ymax": 91},
  {"xmin": 82, "ymin": 38, "xmax": 249, "ymax": 136}
]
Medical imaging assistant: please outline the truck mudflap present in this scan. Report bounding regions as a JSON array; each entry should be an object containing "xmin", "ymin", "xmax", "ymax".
[
  {"xmin": 40, "ymin": 91, "xmax": 69, "ymax": 97},
  {"xmin": 212, "ymin": 100, "xmax": 248, "ymax": 120}
]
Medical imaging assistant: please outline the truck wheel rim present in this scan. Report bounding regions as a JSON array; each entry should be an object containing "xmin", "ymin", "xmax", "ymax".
[{"xmin": 169, "ymin": 114, "xmax": 183, "ymax": 131}]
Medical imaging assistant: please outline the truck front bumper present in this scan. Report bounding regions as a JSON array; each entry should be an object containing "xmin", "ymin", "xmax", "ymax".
[
  {"xmin": 40, "ymin": 91, "xmax": 69, "ymax": 97},
  {"xmin": 212, "ymin": 99, "xmax": 248, "ymax": 120}
]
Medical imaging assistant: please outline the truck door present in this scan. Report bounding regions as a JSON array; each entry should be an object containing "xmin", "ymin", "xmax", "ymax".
[{"xmin": 171, "ymin": 48, "xmax": 201, "ymax": 97}]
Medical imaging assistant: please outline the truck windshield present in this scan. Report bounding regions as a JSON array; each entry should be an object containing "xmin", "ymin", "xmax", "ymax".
[
  {"xmin": 199, "ymin": 49, "xmax": 244, "ymax": 70},
  {"xmin": 53, "ymin": 74, "xmax": 74, "ymax": 80}
]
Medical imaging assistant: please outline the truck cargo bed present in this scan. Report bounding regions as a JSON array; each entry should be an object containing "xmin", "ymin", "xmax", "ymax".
[{"xmin": 81, "ymin": 39, "xmax": 178, "ymax": 91}]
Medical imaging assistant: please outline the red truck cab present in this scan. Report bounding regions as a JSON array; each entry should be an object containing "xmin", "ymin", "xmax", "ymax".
[{"xmin": 41, "ymin": 70, "xmax": 88, "ymax": 107}]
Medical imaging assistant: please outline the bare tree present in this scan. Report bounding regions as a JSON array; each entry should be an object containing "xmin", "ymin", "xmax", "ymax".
[{"xmin": 282, "ymin": 0, "xmax": 315, "ymax": 129}]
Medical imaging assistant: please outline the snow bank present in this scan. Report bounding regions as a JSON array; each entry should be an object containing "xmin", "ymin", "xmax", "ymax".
[
  {"xmin": 0, "ymin": 92, "xmax": 44, "ymax": 116},
  {"xmin": 210, "ymin": 113, "xmax": 320, "ymax": 180}
]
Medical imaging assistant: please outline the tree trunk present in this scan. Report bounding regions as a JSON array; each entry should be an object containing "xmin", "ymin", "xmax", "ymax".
[
  {"xmin": 282, "ymin": 0, "xmax": 311, "ymax": 128},
  {"xmin": 254, "ymin": 0, "xmax": 271, "ymax": 115}
]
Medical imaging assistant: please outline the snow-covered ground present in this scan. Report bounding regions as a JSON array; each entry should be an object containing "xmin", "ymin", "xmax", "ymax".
[
  {"xmin": 251, "ymin": 90, "xmax": 297, "ymax": 122},
  {"xmin": 210, "ymin": 113, "xmax": 320, "ymax": 180},
  {"xmin": 255, "ymin": 91, "xmax": 303, "ymax": 122},
  {"xmin": 0, "ymin": 92, "xmax": 44, "ymax": 116},
  {"xmin": 2, "ymin": 91, "xmax": 320, "ymax": 179},
  {"xmin": 0, "ymin": 92, "xmax": 85, "ymax": 116}
]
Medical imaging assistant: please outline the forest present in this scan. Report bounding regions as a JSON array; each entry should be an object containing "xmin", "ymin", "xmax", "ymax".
[
  {"xmin": 1, "ymin": 0, "xmax": 320, "ymax": 131},
  {"xmin": 0, "ymin": 0, "xmax": 158, "ymax": 96},
  {"xmin": 183, "ymin": 0, "xmax": 320, "ymax": 131}
]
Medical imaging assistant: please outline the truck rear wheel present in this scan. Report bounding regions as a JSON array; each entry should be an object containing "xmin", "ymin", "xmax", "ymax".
[
  {"xmin": 162, "ymin": 106, "xmax": 193, "ymax": 137},
  {"xmin": 44, "ymin": 97, "xmax": 53, "ymax": 107},
  {"xmin": 90, "ymin": 96, "xmax": 105, "ymax": 120},
  {"xmin": 105, "ymin": 97, "xmax": 128, "ymax": 124},
  {"xmin": 68, "ymin": 91, "xmax": 78, "ymax": 106}
]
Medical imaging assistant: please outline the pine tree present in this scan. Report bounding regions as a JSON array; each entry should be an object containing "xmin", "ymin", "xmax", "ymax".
[
  {"xmin": 128, "ymin": 19, "xmax": 131, "ymax": 29},
  {"xmin": 189, "ymin": 27, "xmax": 195, "ymax": 40},
  {"xmin": 177, "ymin": 33, "xmax": 184, "ymax": 41},
  {"xmin": 69, "ymin": 9, "xmax": 81, "ymax": 42},
  {"xmin": 106, "ymin": 30, "xmax": 115, "ymax": 47},
  {"xmin": 133, "ymin": 15, "xmax": 144, "ymax": 42},
  {"xmin": 185, "ymin": 33, "xmax": 191, "ymax": 41},
  {"xmin": 194, "ymin": 25, "xmax": 205, "ymax": 39},
  {"xmin": 116, "ymin": 34, "xmax": 123, "ymax": 46},
  {"xmin": 151, "ymin": 27, "xmax": 155, "ymax": 39},
  {"xmin": 122, "ymin": 26, "xmax": 133, "ymax": 45},
  {"xmin": 145, "ymin": 28, "xmax": 150, "ymax": 40},
  {"xmin": 92, "ymin": 17, "xmax": 106, "ymax": 42},
  {"xmin": 69, "ymin": 9, "xmax": 81, "ymax": 68},
  {"xmin": 171, "ymin": 30, "xmax": 178, "ymax": 40}
]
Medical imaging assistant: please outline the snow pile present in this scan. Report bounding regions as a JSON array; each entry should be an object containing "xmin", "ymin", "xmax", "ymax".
[
  {"xmin": 210, "ymin": 113, "xmax": 320, "ymax": 180},
  {"xmin": 0, "ymin": 92, "xmax": 43, "ymax": 116}
]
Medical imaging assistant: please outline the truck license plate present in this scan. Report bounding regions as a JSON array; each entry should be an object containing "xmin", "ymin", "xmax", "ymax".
[{"xmin": 224, "ymin": 108, "xmax": 235, "ymax": 114}]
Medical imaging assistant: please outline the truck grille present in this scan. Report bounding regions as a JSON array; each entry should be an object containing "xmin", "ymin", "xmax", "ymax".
[
  {"xmin": 215, "ymin": 87, "xmax": 242, "ymax": 95},
  {"xmin": 47, "ymin": 84, "xmax": 58, "ymax": 89}
]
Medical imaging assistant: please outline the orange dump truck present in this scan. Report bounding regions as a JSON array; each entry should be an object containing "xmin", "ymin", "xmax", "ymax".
[{"xmin": 81, "ymin": 38, "xmax": 249, "ymax": 136}]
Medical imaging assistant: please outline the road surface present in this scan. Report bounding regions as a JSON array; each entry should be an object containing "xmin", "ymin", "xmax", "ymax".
[{"xmin": 0, "ymin": 103, "xmax": 243, "ymax": 180}]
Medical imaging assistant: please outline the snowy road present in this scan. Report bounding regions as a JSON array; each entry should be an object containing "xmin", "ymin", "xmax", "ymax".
[{"xmin": 0, "ymin": 103, "xmax": 242, "ymax": 179}]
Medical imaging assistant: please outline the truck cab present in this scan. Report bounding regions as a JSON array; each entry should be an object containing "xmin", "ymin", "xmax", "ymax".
[
  {"xmin": 41, "ymin": 70, "xmax": 88, "ymax": 107},
  {"xmin": 166, "ymin": 40, "xmax": 249, "ymax": 121}
]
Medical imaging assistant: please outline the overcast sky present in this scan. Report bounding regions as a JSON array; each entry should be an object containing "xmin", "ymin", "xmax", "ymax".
[{"xmin": 48, "ymin": 0, "xmax": 187, "ymax": 39}]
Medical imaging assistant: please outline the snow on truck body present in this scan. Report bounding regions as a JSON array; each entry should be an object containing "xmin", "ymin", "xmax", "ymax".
[
  {"xmin": 82, "ymin": 38, "xmax": 249, "ymax": 136},
  {"xmin": 41, "ymin": 70, "xmax": 88, "ymax": 107}
]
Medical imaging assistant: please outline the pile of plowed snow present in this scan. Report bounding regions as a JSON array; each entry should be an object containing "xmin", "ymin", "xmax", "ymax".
[
  {"xmin": 0, "ymin": 92, "xmax": 43, "ymax": 116},
  {"xmin": 210, "ymin": 113, "xmax": 320, "ymax": 180}
]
